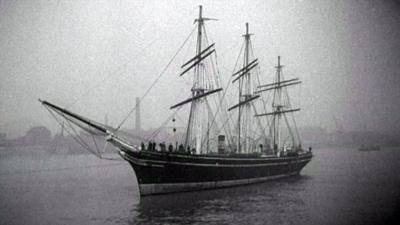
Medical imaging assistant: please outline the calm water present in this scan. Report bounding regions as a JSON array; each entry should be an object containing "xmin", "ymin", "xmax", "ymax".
[{"xmin": 1, "ymin": 147, "xmax": 399, "ymax": 225}]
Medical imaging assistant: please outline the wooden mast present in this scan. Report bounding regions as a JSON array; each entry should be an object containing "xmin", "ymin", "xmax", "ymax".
[
  {"xmin": 255, "ymin": 56, "xmax": 302, "ymax": 152},
  {"xmin": 184, "ymin": 5, "xmax": 205, "ymax": 154},
  {"xmin": 274, "ymin": 56, "xmax": 282, "ymax": 152},
  {"xmin": 229, "ymin": 23, "xmax": 259, "ymax": 153},
  {"xmin": 238, "ymin": 23, "xmax": 252, "ymax": 153},
  {"xmin": 174, "ymin": 6, "xmax": 219, "ymax": 154}
]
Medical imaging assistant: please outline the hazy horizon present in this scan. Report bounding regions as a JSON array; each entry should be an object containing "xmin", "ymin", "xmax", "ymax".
[{"xmin": 1, "ymin": 0, "xmax": 399, "ymax": 139}]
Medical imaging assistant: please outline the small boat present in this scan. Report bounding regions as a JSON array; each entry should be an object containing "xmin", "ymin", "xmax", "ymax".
[
  {"xmin": 358, "ymin": 145, "xmax": 380, "ymax": 151},
  {"xmin": 40, "ymin": 5, "xmax": 312, "ymax": 196}
]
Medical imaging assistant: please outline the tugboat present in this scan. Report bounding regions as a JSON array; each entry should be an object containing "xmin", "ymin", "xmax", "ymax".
[{"xmin": 40, "ymin": 6, "xmax": 312, "ymax": 196}]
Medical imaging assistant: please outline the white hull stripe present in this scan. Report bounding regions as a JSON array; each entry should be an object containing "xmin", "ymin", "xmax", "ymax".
[
  {"xmin": 123, "ymin": 153, "xmax": 310, "ymax": 168},
  {"xmin": 139, "ymin": 172, "xmax": 299, "ymax": 195},
  {"xmin": 137, "ymin": 151, "xmax": 312, "ymax": 161}
]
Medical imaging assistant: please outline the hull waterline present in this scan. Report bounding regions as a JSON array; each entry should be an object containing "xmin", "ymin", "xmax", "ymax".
[{"xmin": 120, "ymin": 150, "xmax": 312, "ymax": 196}]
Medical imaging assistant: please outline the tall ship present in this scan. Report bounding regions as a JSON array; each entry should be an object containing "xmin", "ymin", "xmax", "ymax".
[{"xmin": 40, "ymin": 6, "xmax": 312, "ymax": 196}]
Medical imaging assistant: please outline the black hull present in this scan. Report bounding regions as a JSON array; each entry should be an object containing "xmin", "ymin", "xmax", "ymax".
[{"xmin": 120, "ymin": 150, "xmax": 312, "ymax": 196}]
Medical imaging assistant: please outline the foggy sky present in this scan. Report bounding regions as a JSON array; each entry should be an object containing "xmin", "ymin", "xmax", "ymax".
[{"xmin": 1, "ymin": 0, "xmax": 399, "ymax": 138}]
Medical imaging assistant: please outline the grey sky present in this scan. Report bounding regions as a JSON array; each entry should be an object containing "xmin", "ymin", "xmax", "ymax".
[{"xmin": 1, "ymin": 0, "xmax": 399, "ymax": 138}]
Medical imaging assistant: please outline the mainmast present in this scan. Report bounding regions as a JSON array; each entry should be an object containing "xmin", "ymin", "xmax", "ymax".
[
  {"xmin": 229, "ymin": 23, "xmax": 259, "ymax": 153},
  {"xmin": 240, "ymin": 23, "xmax": 250, "ymax": 153},
  {"xmin": 196, "ymin": 6, "xmax": 203, "ymax": 59}
]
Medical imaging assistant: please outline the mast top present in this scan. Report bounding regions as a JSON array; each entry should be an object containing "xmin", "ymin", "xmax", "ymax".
[
  {"xmin": 276, "ymin": 55, "xmax": 283, "ymax": 69},
  {"xmin": 199, "ymin": 5, "xmax": 202, "ymax": 21},
  {"xmin": 243, "ymin": 22, "xmax": 253, "ymax": 37},
  {"xmin": 194, "ymin": 5, "xmax": 217, "ymax": 24},
  {"xmin": 194, "ymin": 5, "xmax": 203, "ymax": 24},
  {"xmin": 278, "ymin": 56, "xmax": 280, "ymax": 67}
]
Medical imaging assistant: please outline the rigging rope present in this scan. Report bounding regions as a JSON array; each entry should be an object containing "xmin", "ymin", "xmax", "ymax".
[
  {"xmin": 115, "ymin": 25, "xmax": 197, "ymax": 131},
  {"xmin": 275, "ymin": 66, "xmax": 302, "ymax": 147},
  {"xmin": 143, "ymin": 75, "xmax": 188, "ymax": 143},
  {"xmin": 200, "ymin": 39, "xmax": 245, "ymax": 149},
  {"xmin": 65, "ymin": 36, "xmax": 162, "ymax": 110},
  {"xmin": 202, "ymin": 27, "xmax": 237, "ymax": 145},
  {"xmin": 284, "ymin": 80, "xmax": 302, "ymax": 145},
  {"xmin": 145, "ymin": 108, "xmax": 181, "ymax": 142},
  {"xmin": 64, "ymin": 8, "xmax": 198, "ymax": 110},
  {"xmin": 205, "ymin": 107, "xmax": 236, "ymax": 151},
  {"xmin": 91, "ymin": 134, "xmax": 102, "ymax": 158},
  {"xmin": 249, "ymin": 40, "xmax": 269, "ymax": 116},
  {"xmin": 249, "ymin": 40, "xmax": 269, "ymax": 140},
  {"xmin": 45, "ymin": 106, "xmax": 126, "ymax": 159},
  {"xmin": 45, "ymin": 106, "xmax": 99, "ymax": 157}
]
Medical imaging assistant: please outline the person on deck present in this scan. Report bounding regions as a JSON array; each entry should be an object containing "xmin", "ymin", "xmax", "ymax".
[
  {"xmin": 168, "ymin": 144, "xmax": 173, "ymax": 152},
  {"xmin": 140, "ymin": 142, "xmax": 145, "ymax": 151},
  {"xmin": 187, "ymin": 146, "xmax": 191, "ymax": 154},
  {"xmin": 178, "ymin": 144, "xmax": 184, "ymax": 153},
  {"xmin": 161, "ymin": 143, "xmax": 166, "ymax": 152},
  {"xmin": 150, "ymin": 142, "xmax": 155, "ymax": 151},
  {"xmin": 153, "ymin": 142, "xmax": 157, "ymax": 151},
  {"xmin": 159, "ymin": 143, "xmax": 163, "ymax": 152}
]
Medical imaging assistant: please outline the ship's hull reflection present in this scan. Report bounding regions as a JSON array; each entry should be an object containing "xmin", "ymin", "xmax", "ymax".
[{"xmin": 132, "ymin": 175, "xmax": 311, "ymax": 224}]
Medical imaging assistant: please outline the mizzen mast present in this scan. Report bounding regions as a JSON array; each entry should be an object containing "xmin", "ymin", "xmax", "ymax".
[{"xmin": 255, "ymin": 56, "xmax": 301, "ymax": 153}]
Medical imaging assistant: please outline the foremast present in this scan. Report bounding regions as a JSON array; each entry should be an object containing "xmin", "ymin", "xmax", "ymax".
[
  {"xmin": 172, "ymin": 5, "xmax": 221, "ymax": 154},
  {"xmin": 189, "ymin": 5, "xmax": 205, "ymax": 154}
]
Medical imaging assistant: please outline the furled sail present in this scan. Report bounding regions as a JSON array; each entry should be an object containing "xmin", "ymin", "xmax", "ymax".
[
  {"xmin": 232, "ymin": 62, "xmax": 259, "ymax": 83},
  {"xmin": 232, "ymin": 59, "xmax": 258, "ymax": 76},
  {"xmin": 180, "ymin": 43, "xmax": 215, "ymax": 77},
  {"xmin": 255, "ymin": 80, "xmax": 301, "ymax": 94},
  {"xmin": 255, "ymin": 108, "xmax": 300, "ymax": 117},
  {"xmin": 228, "ymin": 95, "xmax": 260, "ymax": 111},
  {"xmin": 257, "ymin": 78, "xmax": 299, "ymax": 88},
  {"xmin": 170, "ymin": 88, "xmax": 223, "ymax": 109},
  {"xmin": 181, "ymin": 43, "xmax": 215, "ymax": 68}
]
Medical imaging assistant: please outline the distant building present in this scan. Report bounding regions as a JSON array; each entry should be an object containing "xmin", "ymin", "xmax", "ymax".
[
  {"xmin": 135, "ymin": 97, "xmax": 141, "ymax": 132},
  {"xmin": 23, "ymin": 126, "xmax": 52, "ymax": 146},
  {"xmin": 0, "ymin": 132, "xmax": 7, "ymax": 146},
  {"xmin": 298, "ymin": 126, "xmax": 329, "ymax": 147},
  {"xmin": 0, "ymin": 132, "xmax": 6, "ymax": 140}
]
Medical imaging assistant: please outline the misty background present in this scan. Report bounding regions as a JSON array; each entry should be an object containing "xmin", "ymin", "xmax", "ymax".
[{"xmin": 1, "ymin": 0, "xmax": 399, "ymax": 140}]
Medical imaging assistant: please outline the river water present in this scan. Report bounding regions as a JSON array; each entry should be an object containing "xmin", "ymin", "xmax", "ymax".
[{"xmin": 0, "ymin": 147, "xmax": 399, "ymax": 225}]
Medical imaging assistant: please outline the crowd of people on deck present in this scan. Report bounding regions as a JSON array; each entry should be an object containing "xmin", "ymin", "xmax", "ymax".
[
  {"xmin": 139, "ymin": 141, "xmax": 312, "ymax": 156},
  {"xmin": 140, "ymin": 141, "xmax": 196, "ymax": 155}
]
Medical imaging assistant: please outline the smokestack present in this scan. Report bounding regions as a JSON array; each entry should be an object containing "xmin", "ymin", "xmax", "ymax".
[{"xmin": 135, "ymin": 97, "xmax": 141, "ymax": 132}]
